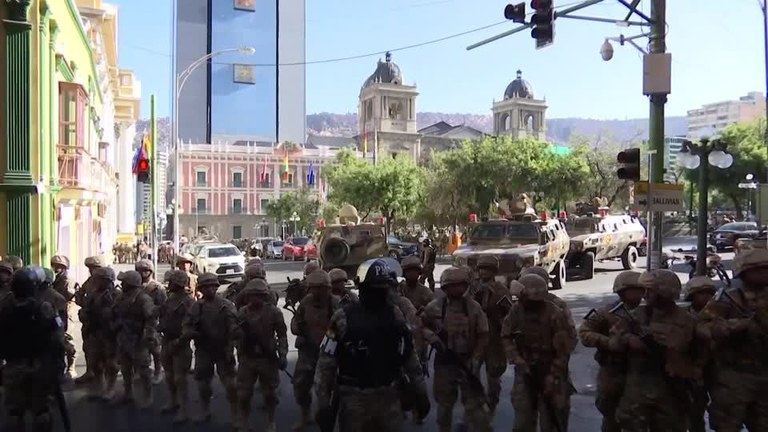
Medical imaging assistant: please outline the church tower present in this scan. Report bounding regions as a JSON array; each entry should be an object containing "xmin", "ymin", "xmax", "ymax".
[
  {"xmin": 492, "ymin": 70, "xmax": 548, "ymax": 141},
  {"xmin": 358, "ymin": 52, "xmax": 421, "ymax": 160}
]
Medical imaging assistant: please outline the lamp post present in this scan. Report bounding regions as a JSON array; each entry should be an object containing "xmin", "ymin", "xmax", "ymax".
[
  {"xmin": 289, "ymin": 212, "xmax": 301, "ymax": 236},
  {"xmin": 172, "ymin": 46, "xmax": 256, "ymax": 253},
  {"xmin": 677, "ymin": 138, "xmax": 734, "ymax": 276}
]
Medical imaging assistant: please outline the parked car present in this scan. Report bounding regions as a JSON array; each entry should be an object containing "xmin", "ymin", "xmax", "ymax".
[
  {"xmin": 193, "ymin": 243, "xmax": 246, "ymax": 282},
  {"xmin": 266, "ymin": 240, "xmax": 284, "ymax": 259},
  {"xmin": 387, "ymin": 235, "xmax": 418, "ymax": 261},
  {"xmin": 709, "ymin": 221, "xmax": 759, "ymax": 251},
  {"xmin": 304, "ymin": 238, "xmax": 318, "ymax": 261},
  {"xmin": 283, "ymin": 237, "xmax": 310, "ymax": 261}
]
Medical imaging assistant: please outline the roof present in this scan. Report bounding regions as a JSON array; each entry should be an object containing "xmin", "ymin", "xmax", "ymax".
[
  {"xmin": 305, "ymin": 135, "xmax": 357, "ymax": 149},
  {"xmin": 418, "ymin": 121, "xmax": 487, "ymax": 140}
]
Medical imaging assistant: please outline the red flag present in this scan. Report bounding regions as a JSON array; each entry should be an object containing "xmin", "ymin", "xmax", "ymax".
[{"xmin": 260, "ymin": 159, "xmax": 267, "ymax": 183}]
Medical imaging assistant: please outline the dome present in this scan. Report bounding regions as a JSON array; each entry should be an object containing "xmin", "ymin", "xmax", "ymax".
[
  {"xmin": 504, "ymin": 70, "xmax": 534, "ymax": 100},
  {"xmin": 362, "ymin": 51, "xmax": 403, "ymax": 89}
]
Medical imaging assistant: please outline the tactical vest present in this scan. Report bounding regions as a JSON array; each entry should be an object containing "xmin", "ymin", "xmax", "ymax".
[
  {"xmin": 0, "ymin": 299, "xmax": 57, "ymax": 361},
  {"xmin": 337, "ymin": 303, "xmax": 412, "ymax": 388}
]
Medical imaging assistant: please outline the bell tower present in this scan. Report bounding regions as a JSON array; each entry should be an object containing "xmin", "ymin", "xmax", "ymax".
[{"xmin": 492, "ymin": 70, "xmax": 548, "ymax": 141}]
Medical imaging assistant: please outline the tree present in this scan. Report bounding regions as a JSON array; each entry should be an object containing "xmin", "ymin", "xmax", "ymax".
[
  {"xmin": 265, "ymin": 187, "xmax": 321, "ymax": 235},
  {"xmin": 573, "ymin": 136, "xmax": 635, "ymax": 208}
]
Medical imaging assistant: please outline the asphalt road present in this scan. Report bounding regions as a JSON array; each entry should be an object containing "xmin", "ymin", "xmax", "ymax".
[{"xmin": 44, "ymin": 249, "xmax": 732, "ymax": 431}]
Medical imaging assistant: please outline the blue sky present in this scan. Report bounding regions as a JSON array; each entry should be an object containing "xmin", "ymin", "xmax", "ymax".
[{"xmin": 113, "ymin": 0, "xmax": 766, "ymax": 120}]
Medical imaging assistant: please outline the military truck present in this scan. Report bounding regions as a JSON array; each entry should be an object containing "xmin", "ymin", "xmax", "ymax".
[
  {"xmin": 452, "ymin": 211, "xmax": 570, "ymax": 290},
  {"xmin": 563, "ymin": 206, "xmax": 646, "ymax": 280},
  {"xmin": 316, "ymin": 204, "xmax": 389, "ymax": 279}
]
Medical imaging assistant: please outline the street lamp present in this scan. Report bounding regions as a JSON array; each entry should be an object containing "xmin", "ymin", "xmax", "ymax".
[
  {"xmin": 677, "ymin": 138, "xmax": 734, "ymax": 276},
  {"xmin": 172, "ymin": 46, "xmax": 256, "ymax": 253},
  {"xmin": 289, "ymin": 212, "xmax": 301, "ymax": 236}
]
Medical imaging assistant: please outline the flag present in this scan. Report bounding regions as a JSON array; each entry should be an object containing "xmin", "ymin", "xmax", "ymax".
[
  {"xmin": 260, "ymin": 159, "xmax": 268, "ymax": 183},
  {"xmin": 143, "ymin": 134, "xmax": 152, "ymax": 158},
  {"xmin": 363, "ymin": 130, "xmax": 368, "ymax": 155},
  {"xmin": 306, "ymin": 162, "xmax": 315, "ymax": 186},
  {"xmin": 131, "ymin": 145, "xmax": 141, "ymax": 174},
  {"xmin": 282, "ymin": 152, "xmax": 289, "ymax": 182}
]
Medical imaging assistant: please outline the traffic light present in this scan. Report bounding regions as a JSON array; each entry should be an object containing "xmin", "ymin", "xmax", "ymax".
[
  {"xmin": 137, "ymin": 157, "xmax": 151, "ymax": 183},
  {"xmin": 616, "ymin": 148, "xmax": 641, "ymax": 181},
  {"xmin": 530, "ymin": 0, "xmax": 554, "ymax": 49},
  {"xmin": 504, "ymin": 2, "xmax": 526, "ymax": 23}
]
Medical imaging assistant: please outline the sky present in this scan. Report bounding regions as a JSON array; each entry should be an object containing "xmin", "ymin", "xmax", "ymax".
[{"xmin": 113, "ymin": 0, "xmax": 766, "ymax": 120}]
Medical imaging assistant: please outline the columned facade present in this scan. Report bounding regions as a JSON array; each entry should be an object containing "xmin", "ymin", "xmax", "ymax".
[{"xmin": 492, "ymin": 70, "xmax": 548, "ymax": 141}]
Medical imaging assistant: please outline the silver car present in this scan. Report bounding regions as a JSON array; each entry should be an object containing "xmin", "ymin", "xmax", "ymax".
[{"xmin": 267, "ymin": 240, "xmax": 284, "ymax": 259}]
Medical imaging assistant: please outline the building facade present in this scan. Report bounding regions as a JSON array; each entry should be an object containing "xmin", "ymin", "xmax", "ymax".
[
  {"xmin": 663, "ymin": 136, "xmax": 687, "ymax": 183},
  {"xmin": 174, "ymin": 0, "xmax": 306, "ymax": 144},
  {"xmin": 177, "ymin": 140, "xmax": 342, "ymax": 241},
  {"xmin": 687, "ymin": 91, "xmax": 766, "ymax": 138}
]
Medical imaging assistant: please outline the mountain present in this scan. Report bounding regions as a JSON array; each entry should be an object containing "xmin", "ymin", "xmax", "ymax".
[{"xmin": 306, "ymin": 112, "xmax": 689, "ymax": 144}]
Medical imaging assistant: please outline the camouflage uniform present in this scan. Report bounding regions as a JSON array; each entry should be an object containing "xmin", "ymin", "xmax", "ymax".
[
  {"xmin": 234, "ymin": 279, "xmax": 289, "ymax": 432},
  {"xmin": 113, "ymin": 270, "xmax": 156, "ymax": 408},
  {"xmin": 50, "ymin": 255, "xmax": 76, "ymax": 375},
  {"xmin": 398, "ymin": 256, "xmax": 434, "ymax": 311},
  {"xmin": 290, "ymin": 270, "xmax": 341, "ymax": 430},
  {"xmin": 578, "ymin": 271, "xmax": 642, "ymax": 432},
  {"xmin": 502, "ymin": 274, "xmax": 573, "ymax": 432},
  {"xmin": 182, "ymin": 273, "xmax": 238, "ymax": 423},
  {"xmin": 79, "ymin": 267, "xmax": 119, "ymax": 400},
  {"xmin": 74, "ymin": 255, "xmax": 105, "ymax": 385},
  {"xmin": 421, "ymin": 267, "xmax": 492, "ymax": 432},
  {"xmin": 700, "ymin": 249, "xmax": 768, "ymax": 431},
  {"xmin": 684, "ymin": 276, "xmax": 717, "ymax": 432},
  {"xmin": 329, "ymin": 268, "xmax": 358, "ymax": 306},
  {"xmin": 610, "ymin": 270, "xmax": 696, "ymax": 431},
  {"xmin": 157, "ymin": 270, "xmax": 194, "ymax": 423},
  {"xmin": 136, "ymin": 259, "xmax": 167, "ymax": 384},
  {"xmin": 224, "ymin": 262, "xmax": 278, "ymax": 308},
  {"xmin": 419, "ymin": 240, "xmax": 437, "ymax": 291},
  {"xmin": 176, "ymin": 254, "xmax": 198, "ymax": 298}
]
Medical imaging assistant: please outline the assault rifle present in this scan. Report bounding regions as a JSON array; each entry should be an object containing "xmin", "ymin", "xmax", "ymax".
[
  {"xmin": 432, "ymin": 327, "xmax": 488, "ymax": 409},
  {"xmin": 241, "ymin": 318, "xmax": 292, "ymax": 381},
  {"xmin": 714, "ymin": 287, "xmax": 754, "ymax": 319}
]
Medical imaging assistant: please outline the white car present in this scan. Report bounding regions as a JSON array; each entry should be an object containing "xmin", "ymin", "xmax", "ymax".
[
  {"xmin": 194, "ymin": 243, "xmax": 246, "ymax": 281},
  {"xmin": 267, "ymin": 240, "xmax": 284, "ymax": 259}
]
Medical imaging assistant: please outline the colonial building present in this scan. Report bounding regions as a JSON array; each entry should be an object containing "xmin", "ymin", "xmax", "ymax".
[
  {"xmin": 175, "ymin": 140, "xmax": 344, "ymax": 241},
  {"xmin": 492, "ymin": 70, "xmax": 547, "ymax": 141}
]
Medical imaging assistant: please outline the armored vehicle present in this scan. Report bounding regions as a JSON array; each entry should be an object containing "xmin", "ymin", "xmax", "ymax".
[
  {"xmin": 453, "ymin": 212, "xmax": 570, "ymax": 290},
  {"xmin": 564, "ymin": 206, "xmax": 646, "ymax": 279},
  {"xmin": 317, "ymin": 204, "xmax": 389, "ymax": 279}
]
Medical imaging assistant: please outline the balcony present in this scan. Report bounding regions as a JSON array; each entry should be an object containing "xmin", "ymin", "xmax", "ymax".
[{"xmin": 57, "ymin": 145, "xmax": 117, "ymax": 192}]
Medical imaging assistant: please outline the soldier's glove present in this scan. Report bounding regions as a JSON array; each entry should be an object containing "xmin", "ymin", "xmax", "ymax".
[{"xmin": 278, "ymin": 354, "xmax": 288, "ymax": 371}]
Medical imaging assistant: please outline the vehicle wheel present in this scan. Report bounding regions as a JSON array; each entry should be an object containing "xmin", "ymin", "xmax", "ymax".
[
  {"xmin": 551, "ymin": 260, "xmax": 566, "ymax": 290},
  {"xmin": 582, "ymin": 252, "xmax": 595, "ymax": 280},
  {"xmin": 621, "ymin": 246, "xmax": 639, "ymax": 270}
]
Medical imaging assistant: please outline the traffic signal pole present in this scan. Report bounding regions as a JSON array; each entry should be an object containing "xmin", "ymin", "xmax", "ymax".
[
  {"xmin": 150, "ymin": 95, "xmax": 158, "ymax": 272},
  {"xmin": 647, "ymin": 0, "xmax": 666, "ymax": 270}
]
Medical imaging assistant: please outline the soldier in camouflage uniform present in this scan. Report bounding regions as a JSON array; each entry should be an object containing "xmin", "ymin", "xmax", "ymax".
[
  {"xmin": 176, "ymin": 254, "xmax": 198, "ymax": 298},
  {"xmin": 234, "ymin": 279, "xmax": 289, "ymax": 432},
  {"xmin": 502, "ymin": 274, "xmax": 574, "ymax": 431},
  {"xmin": 610, "ymin": 269, "xmax": 696, "ymax": 431},
  {"xmin": 136, "ymin": 259, "xmax": 167, "ymax": 384},
  {"xmin": 684, "ymin": 276, "xmax": 716, "ymax": 432},
  {"xmin": 578, "ymin": 271, "xmax": 644, "ymax": 432},
  {"xmin": 182, "ymin": 273, "xmax": 239, "ymax": 424},
  {"xmin": 37, "ymin": 267, "xmax": 71, "ymax": 381},
  {"xmin": 3, "ymin": 255, "xmax": 23, "ymax": 272},
  {"xmin": 398, "ymin": 256, "xmax": 434, "ymax": 311},
  {"xmin": 291, "ymin": 270, "xmax": 340, "ymax": 431},
  {"xmin": 157, "ymin": 270, "xmax": 195, "ymax": 423},
  {"xmin": 79, "ymin": 267, "xmax": 119, "ymax": 400},
  {"xmin": 224, "ymin": 261, "xmax": 278, "ymax": 308},
  {"xmin": 113, "ymin": 270, "xmax": 156, "ymax": 408},
  {"xmin": 50, "ymin": 255, "xmax": 77, "ymax": 379},
  {"xmin": 74, "ymin": 255, "xmax": 105, "ymax": 385},
  {"xmin": 421, "ymin": 266, "xmax": 492, "ymax": 432},
  {"xmin": 700, "ymin": 248, "xmax": 768, "ymax": 431},
  {"xmin": 329, "ymin": 268, "xmax": 358, "ymax": 306}
]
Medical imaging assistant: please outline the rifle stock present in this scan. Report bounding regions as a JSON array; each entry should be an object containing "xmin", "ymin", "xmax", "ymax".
[{"xmin": 316, "ymin": 389, "xmax": 340, "ymax": 432}]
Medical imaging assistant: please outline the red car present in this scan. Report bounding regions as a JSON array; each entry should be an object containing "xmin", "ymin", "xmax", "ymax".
[
  {"xmin": 283, "ymin": 237, "xmax": 310, "ymax": 261},
  {"xmin": 304, "ymin": 238, "xmax": 318, "ymax": 262}
]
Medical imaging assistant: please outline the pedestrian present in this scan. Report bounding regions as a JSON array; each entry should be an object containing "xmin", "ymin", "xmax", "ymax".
[{"xmin": 419, "ymin": 239, "xmax": 437, "ymax": 291}]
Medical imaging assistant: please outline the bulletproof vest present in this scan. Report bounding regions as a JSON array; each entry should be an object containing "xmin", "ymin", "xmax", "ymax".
[
  {"xmin": 439, "ymin": 297, "xmax": 474, "ymax": 356},
  {"xmin": 0, "ymin": 298, "xmax": 56, "ymax": 361},
  {"xmin": 513, "ymin": 302, "xmax": 558, "ymax": 366},
  {"xmin": 337, "ymin": 303, "xmax": 411, "ymax": 388},
  {"xmin": 115, "ymin": 289, "xmax": 147, "ymax": 335},
  {"xmin": 159, "ymin": 293, "xmax": 188, "ymax": 340}
]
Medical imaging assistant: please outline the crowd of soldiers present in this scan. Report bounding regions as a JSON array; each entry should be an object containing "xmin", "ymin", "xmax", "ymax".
[{"xmin": 0, "ymin": 245, "xmax": 767, "ymax": 431}]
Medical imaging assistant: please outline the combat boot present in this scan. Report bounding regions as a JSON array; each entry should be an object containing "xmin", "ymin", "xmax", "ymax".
[
  {"xmin": 103, "ymin": 372, "xmax": 117, "ymax": 401},
  {"xmin": 293, "ymin": 405, "xmax": 311, "ymax": 431},
  {"xmin": 161, "ymin": 385, "xmax": 178, "ymax": 413},
  {"xmin": 136, "ymin": 376, "xmax": 153, "ymax": 409},
  {"xmin": 172, "ymin": 398, "xmax": 188, "ymax": 424}
]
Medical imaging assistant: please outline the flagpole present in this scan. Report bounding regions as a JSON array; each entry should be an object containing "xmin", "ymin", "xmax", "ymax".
[{"xmin": 150, "ymin": 94, "xmax": 158, "ymax": 271}]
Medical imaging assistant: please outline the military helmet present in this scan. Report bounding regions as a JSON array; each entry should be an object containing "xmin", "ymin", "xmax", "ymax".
[
  {"xmin": 509, "ymin": 280, "xmax": 524, "ymax": 297},
  {"xmin": 477, "ymin": 255, "xmax": 500, "ymax": 271},
  {"xmin": 733, "ymin": 248, "xmax": 768, "ymax": 278},
  {"xmin": 401, "ymin": 256, "xmax": 422, "ymax": 271},
  {"xmin": 519, "ymin": 266, "xmax": 550, "ymax": 286},
  {"xmin": 84, "ymin": 255, "xmax": 104, "ymax": 268},
  {"xmin": 11, "ymin": 266, "xmax": 45, "ymax": 297},
  {"xmin": 640, "ymin": 269, "xmax": 682, "ymax": 300},
  {"xmin": 0, "ymin": 261, "xmax": 13, "ymax": 275},
  {"xmin": 135, "ymin": 259, "xmax": 154, "ymax": 273},
  {"xmin": 165, "ymin": 270, "xmax": 190, "ymax": 288},
  {"xmin": 118, "ymin": 270, "xmax": 143, "ymax": 287},
  {"xmin": 613, "ymin": 271, "xmax": 642, "ymax": 294},
  {"xmin": 307, "ymin": 270, "xmax": 332, "ymax": 288},
  {"xmin": 242, "ymin": 278, "xmax": 270, "ymax": 297},
  {"xmin": 42, "ymin": 267, "xmax": 55, "ymax": 285},
  {"xmin": 50, "ymin": 255, "xmax": 70, "ymax": 269},
  {"xmin": 245, "ymin": 264, "xmax": 266, "ymax": 280},
  {"xmin": 519, "ymin": 274, "xmax": 548, "ymax": 301},
  {"xmin": 357, "ymin": 258, "xmax": 400, "ymax": 288},
  {"xmin": 303, "ymin": 261, "xmax": 320, "ymax": 277},
  {"xmin": 685, "ymin": 276, "xmax": 716, "ymax": 301},
  {"xmin": 422, "ymin": 238, "xmax": 431, "ymax": 246},
  {"xmin": 440, "ymin": 266, "xmax": 471, "ymax": 287},
  {"xmin": 4, "ymin": 255, "xmax": 23, "ymax": 271},
  {"xmin": 329, "ymin": 268, "xmax": 348, "ymax": 284},
  {"xmin": 197, "ymin": 272, "xmax": 220, "ymax": 288},
  {"xmin": 176, "ymin": 254, "xmax": 195, "ymax": 265},
  {"xmin": 92, "ymin": 267, "xmax": 116, "ymax": 281}
]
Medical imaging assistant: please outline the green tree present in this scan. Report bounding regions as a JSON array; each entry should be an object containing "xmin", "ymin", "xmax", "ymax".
[{"xmin": 265, "ymin": 187, "xmax": 321, "ymax": 235}]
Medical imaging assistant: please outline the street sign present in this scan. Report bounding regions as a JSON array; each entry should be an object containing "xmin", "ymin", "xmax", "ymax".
[
  {"xmin": 738, "ymin": 182, "xmax": 758, "ymax": 189},
  {"xmin": 635, "ymin": 181, "xmax": 684, "ymax": 194},
  {"xmin": 632, "ymin": 182, "xmax": 685, "ymax": 212}
]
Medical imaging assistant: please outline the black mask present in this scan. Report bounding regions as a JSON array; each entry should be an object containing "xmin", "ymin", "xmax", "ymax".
[{"xmin": 359, "ymin": 284, "xmax": 389, "ymax": 311}]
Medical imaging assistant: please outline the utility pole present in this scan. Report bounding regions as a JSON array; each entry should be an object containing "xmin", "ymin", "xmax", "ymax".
[
  {"xmin": 150, "ymin": 94, "xmax": 158, "ymax": 272},
  {"xmin": 647, "ymin": 0, "xmax": 666, "ymax": 270}
]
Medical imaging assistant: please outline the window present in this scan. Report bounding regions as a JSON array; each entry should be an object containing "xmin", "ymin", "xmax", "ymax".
[
  {"xmin": 260, "ymin": 199, "xmax": 270, "ymax": 212},
  {"xmin": 261, "ymin": 173, "xmax": 271, "ymax": 187},
  {"xmin": 207, "ymin": 246, "xmax": 241, "ymax": 258},
  {"xmin": 196, "ymin": 198, "xmax": 206, "ymax": 212},
  {"xmin": 285, "ymin": 173, "xmax": 294, "ymax": 186},
  {"xmin": 232, "ymin": 198, "xmax": 243, "ymax": 214},
  {"xmin": 232, "ymin": 172, "xmax": 243, "ymax": 187},
  {"xmin": 232, "ymin": 225, "xmax": 242, "ymax": 239},
  {"xmin": 58, "ymin": 83, "xmax": 86, "ymax": 147},
  {"xmin": 196, "ymin": 171, "xmax": 207, "ymax": 187},
  {"xmin": 234, "ymin": 0, "xmax": 255, "ymax": 11}
]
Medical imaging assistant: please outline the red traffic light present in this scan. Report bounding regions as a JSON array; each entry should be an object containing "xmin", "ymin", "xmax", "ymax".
[
  {"xmin": 137, "ymin": 159, "xmax": 149, "ymax": 171},
  {"xmin": 504, "ymin": 2, "xmax": 526, "ymax": 22},
  {"xmin": 531, "ymin": 0, "xmax": 552, "ymax": 10}
]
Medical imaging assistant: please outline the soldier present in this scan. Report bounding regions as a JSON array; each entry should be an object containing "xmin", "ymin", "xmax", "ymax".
[
  {"xmin": 471, "ymin": 255, "xmax": 511, "ymax": 414},
  {"xmin": 234, "ymin": 279, "xmax": 289, "ymax": 432},
  {"xmin": 700, "ymin": 248, "xmax": 768, "ymax": 431},
  {"xmin": 421, "ymin": 266, "xmax": 492, "ymax": 432},
  {"xmin": 578, "ymin": 270, "xmax": 644, "ymax": 432},
  {"xmin": 135, "ymin": 259, "xmax": 167, "ymax": 384},
  {"xmin": 113, "ymin": 270, "xmax": 156, "ymax": 408},
  {"xmin": 157, "ymin": 270, "xmax": 194, "ymax": 423},
  {"xmin": 182, "ymin": 273, "xmax": 239, "ymax": 424},
  {"xmin": 684, "ymin": 276, "xmax": 716, "ymax": 432},
  {"xmin": 610, "ymin": 269, "xmax": 696, "ymax": 431},
  {"xmin": 419, "ymin": 239, "xmax": 437, "ymax": 291},
  {"xmin": 50, "ymin": 255, "xmax": 75, "ymax": 302},
  {"xmin": 315, "ymin": 259, "xmax": 429, "ymax": 431},
  {"xmin": 37, "ymin": 268, "xmax": 73, "ymax": 380},
  {"xmin": 224, "ymin": 262, "xmax": 278, "ymax": 308},
  {"xmin": 398, "ymin": 256, "xmax": 434, "ymax": 311},
  {"xmin": 3, "ymin": 255, "xmax": 23, "ymax": 272},
  {"xmin": 0, "ymin": 266, "xmax": 65, "ymax": 432},
  {"xmin": 329, "ymin": 268, "xmax": 358, "ymax": 306},
  {"xmin": 501, "ymin": 274, "xmax": 573, "ymax": 431},
  {"xmin": 0, "ymin": 261, "xmax": 14, "ymax": 307},
  {"xmin": 73, "ymin": 255, "xmax": 105, "ymax": 385},
  {"xmin": 176, "ymin": 254, "xmax": 198, "ymax": 298},
  {"xmin": 79, "ymin": 267, "xmax": 119, "ymax": 400},
  {"xmin": 291, "ymin": 270, "xmax": 340, "ymax": 431}
]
